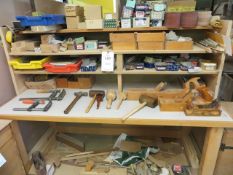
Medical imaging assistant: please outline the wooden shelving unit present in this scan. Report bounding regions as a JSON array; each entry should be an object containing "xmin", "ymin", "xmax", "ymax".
[
  {"xmin": 0, "ymin": 21, "xmax": 233, "ymax": 175},
  {"xmin": 1, "ymin": 22, "xmax": 231, "ymax": 96}
]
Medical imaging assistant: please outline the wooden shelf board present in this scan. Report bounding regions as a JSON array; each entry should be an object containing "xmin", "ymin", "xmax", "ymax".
[
  {"xmin": 19, "ymin": 26, "xmax": 213, "ymax": 34},
  {"xmin": 122, "ymin": 68, "xmax": 219, "ymax": 75},
  {"xmin": 0, "ymin": 89, "xmax": 232, "ymax": 128},
  {"xmin": 14, "ymin": 67, "xmax": 118, "ymax": 75},
  {"xmin": 9, "ymin": 46, "xmax": 210, "ymax": 56}
]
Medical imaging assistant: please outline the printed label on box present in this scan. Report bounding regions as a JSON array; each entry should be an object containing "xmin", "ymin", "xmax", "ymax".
[
  {"xmin": 101, "ymin": 51, "xmax": 115, "ymax": 72},
  {"xmin": 126, "ymin": 0, "xmax": 136, "ymax": 8},
  {"xmin": 0, "ymin": 154, "xmax": 6, "ymax": 167}
]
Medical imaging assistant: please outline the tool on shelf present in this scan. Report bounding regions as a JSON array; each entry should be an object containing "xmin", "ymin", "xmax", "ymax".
[
  {"xmin": 184, "ymin": 100, "xmax": 221, "ymax": 116},
  {"xmin": 85, "ymin": 90, "xmax": 105, "ymax": 113},
  {"xmin": 116, "ymin": 92, "xmax": 127, "ymax": 110},
  {"xmin": 64, "ymin": 92, "xmax": 88, "ymax": 114},
  {"xmin": 20, "ymin": 89, "xmax": 66, "ymax": 101},
  {"xmin": 106, "ymin": 89, "xmax": 117, "ymax": 109},
  {"xmin": 13, "ymin": 99, "xmax": 52, "ymax": 112},
  {"xmin": 122, "ymin": 95, "xmax": 158, "ymax": 122}
]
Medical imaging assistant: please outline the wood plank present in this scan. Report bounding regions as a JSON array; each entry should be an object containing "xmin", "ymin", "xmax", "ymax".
[
  {"xmin": 54, "ymin": 125, "xmax": 183, "ymax": 139},
  {"xmin": 56, "ymin": 133, "xmax": 85, "ymax": 152},
  {"xmin": 8, "ymin": 45, "xmax": 209, "ymax": 56},
  {"xmin": 199, "ymin": 127, "xmax": 224, "ymax": 175},
  {"xmin": 0, "ymin": 126, "xmax": 12, "ymax": 148},
  {"xmin": 29, "ymin": 128, "xmax": 57, "ymax": 157},
  {"xmin": 19, "ymin": 26, "xmax": 213, "ymax": 34},
  {"xmin": 10, "ymin": 121, "xmax": 31, "ymax": 173},
  {"xmin": 182, "ymin": 135, "xmax": 199, "ymax": 169},
  {"xmin": 0, "ymin": 138, "xmax": 26, "ymax": 175}
]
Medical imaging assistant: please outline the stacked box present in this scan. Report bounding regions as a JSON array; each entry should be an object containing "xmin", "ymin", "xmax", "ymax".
[
  {"xmin": 65, "ymin": 5, "xmax": 85, "ymax": 29},
  {"xmin": 85, "ymin": 5, "xmax": 103, "ymax": 29},
  {"xmin": 104, "ymin": 19, "xmax": 118, "ymax": 28},
  {"xmin": 137, "ymin": 32, "xmax": 165, "ymax": 50},
  {"xmin": 110, "ymin": 33, "xmax": 137, "ymax": 50}
]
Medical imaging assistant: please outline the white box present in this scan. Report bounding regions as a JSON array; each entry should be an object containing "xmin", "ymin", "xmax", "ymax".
[
  {"xmin": 86, "ymin": 19, "xmax": 103, "ymax": 29},
  {"xmin": 121, "ymin": 18, "xmax": 132, "ymax": 28},
  {"xmin": 133, "ymin": 17, "xmax": 150, "ymax": 28}
]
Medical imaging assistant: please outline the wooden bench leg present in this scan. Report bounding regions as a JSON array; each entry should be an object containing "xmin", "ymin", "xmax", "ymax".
[{"xmin": 199, "ymin": 127, "xmax": 224, "ymax": 175}]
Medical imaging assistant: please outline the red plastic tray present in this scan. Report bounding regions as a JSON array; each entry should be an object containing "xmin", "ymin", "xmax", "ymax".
[{"xmin": 43, "ymin": 60, "xmax": 82, "ymax": 73}]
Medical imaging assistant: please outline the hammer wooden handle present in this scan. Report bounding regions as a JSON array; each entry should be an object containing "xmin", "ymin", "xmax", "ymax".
[
  {"xmin": 116, "ymin": 99, "xmax": 123, "ymax": 110},
  {"xmin": 122, "ymin": 102, "xmax": 147, "ymax": 122},
  {"xmin": 107, "ymin": 99, "xmax": 113, "ymax": 109},
  {"xmin": 85, "ymin": 95, "xmax": 97, "ymax": 113},
  {"xmin": 64, "ymin": 95, "xmax": 81, "ymax": 114}
]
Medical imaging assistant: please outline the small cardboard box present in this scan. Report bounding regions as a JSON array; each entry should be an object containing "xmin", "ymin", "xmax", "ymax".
[
  {"xmin": 12, "ymin": 40, "xmax": 39, "ymax": 51},
  {"xmin": 167, "ymin": 0, "xmax": 196, "ymax": 12},
  {"xmin": 66, "ymin": 16, "xmax": 82, "ymax": 29},
  {"xmin": 136, "ymin": 32, "xmax": 166, "ymax": 42},
  {"xmin": 112, "ymin": 42, "xmax": 137, "ymax": 50},
  {"xmin": 138, "ymin": 42, "xmax": 164, "ymax": 50},
  {"xmin": 84, "ymin": 5, "xmax": 102, "ymax": 20},
  {"xmin": 78, "ymin": 76, "xmax": 95, "ymax": 89},
  {"xmin": 65, "ymin": 5, "xmax": 84, "ymax": 17},
  {"xmin": 41, "ymin": 34, "xmax": 55, "ymax": 44},
  {"xmin": 68, "ymin": 75, "xmax": 80, "ymax": 89},
  {"xmin": 56, "ymin": 77, "xmax": 68, "ymax": 88},
  {"xmin": 121, "ymin": 18, "xmax": 132, "ymax": 28},
  {"xmin": 78, "ymin": 22, "xmax": 86, "ymax": 29},
  {"xmin": 40, "ymin": 44, "xmax": 60, "ymax": 53},
  {"xmin": 110, "ymin": 33, "xmax": 136, "ymax": 42},
  {"xmin": 85, "ymin": 40, "xmax": 98, "ymax": 50},
  {"xmin": 165, "ymin": 41, "xmax": 193, "ymax": 50},
  {"xmin": 86, "ymin": 19, "xmax": 103, "ymax": 29},
  {"xmin": 133, "ymin": 17, "xmax": 150, "ymax": 28}
]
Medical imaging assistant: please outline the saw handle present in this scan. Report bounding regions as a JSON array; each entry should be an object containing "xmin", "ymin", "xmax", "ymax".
[{"xmin": 122, "ymin": 102, "xmax": 147, "ymax": 122}]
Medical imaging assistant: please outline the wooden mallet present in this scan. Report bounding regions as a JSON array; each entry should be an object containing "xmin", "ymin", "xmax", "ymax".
[
  {"xmin": 85, "ymin": 90, "xmax": 105, "ymax": 113},
  {"xmin": 122, "ymin": 95, "xmax": 158, "ymax": 122},
  {"xmin": 116, "ymin": 92, "xmax": 127, "ymax": 110},
  {"xmin": 106, "ymin": 89, "xmax": 117, "ymax": 109}
]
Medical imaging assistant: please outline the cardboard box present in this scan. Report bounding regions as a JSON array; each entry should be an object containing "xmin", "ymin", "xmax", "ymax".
[
  {"xmin": 67, "ymin": 76, "xmax": 79, "ymax": 89},
  {"xmin": 65, "ymin": 5, "xmax": 84, "ymax": 16},
  {"xmin": 165, "ymin": 41, "xmax": 193, "ymax": 50},
  {"xmin": 85, "ymin": 40, "xmax": 98, "ymax": 50},
  {"xmin": 167, "ymin": 0, "xmax": 196, "ymax": 12},
  {"xmin": 121, "ymin": 18, "xmax": 132, "ymax": 28},
  {"xmin": 133, "ymin": 17, "xmax": 150, "ymax": 28},
  {"xmin": 78, "ymin": 22, "xmax": 86, "ymax": 29},
  {"xmin": 112, "ymin": 42, "xmax": 137, "ymax": 50},
  {"xmin": 12, "ymin": 41, "xmax": 39, "ymax": 51},
  {"xmin": 56, "ymin": 77, "xmax": 68, "ymax": 88},
  {"xmin": 86, "ymin": 19, "xmax": 103, "ymax": 29},
  {"xmin": 136, "ymin": 32, "xmax": 166, "ymax": 42},
  {"xmin": 110, "ymin": 33, "xmax": 136, "ymax": 42},
  {"xmin": 84, "ymin": 5, "xmax": 102, "ymax": 20},
  {"xmin": 78, "ymin": 76, "xmax": 95, "ymax": 89},
  {"xmin": 66, "ymin": 16, "xmax": 82, "ymax": 29},
  {"xmin": 41, "ymin": 34, "xmax": 55, "ymax": 44},
  {"xmin": 40, "ymin": 44, "xmax": 60, "ymax": 53},
  {"xmin": 138, "ymin": 42, "xmax": 164, "ymax": 50}
]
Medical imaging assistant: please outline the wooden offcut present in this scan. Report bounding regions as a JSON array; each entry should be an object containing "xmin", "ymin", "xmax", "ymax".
[{"xmin": 56, "ymin": 133, "xmax": 85, "ymax": 152}]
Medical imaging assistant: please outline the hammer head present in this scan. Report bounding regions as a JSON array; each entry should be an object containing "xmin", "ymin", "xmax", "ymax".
[
  {"xmin": 139, "ymin": 95, "xmax": 158, "ymax": 108},
  {"xmin": 74, "ymin": 92, "xmax": 88, "ymax": 97},
  {"xmin": 89, "ymin": 90, "xmax": 105, "ymax": 98}
]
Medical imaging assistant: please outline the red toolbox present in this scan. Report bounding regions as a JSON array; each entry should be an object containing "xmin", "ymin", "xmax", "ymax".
[{"xmin": 43, "ymin": 59, "xmax": 82, "ymax": 73}]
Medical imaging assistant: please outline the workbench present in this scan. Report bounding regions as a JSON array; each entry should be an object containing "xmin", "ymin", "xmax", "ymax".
[{"xmin": 0, "ymin": 89, "xmax": 232, "ymax": 175}]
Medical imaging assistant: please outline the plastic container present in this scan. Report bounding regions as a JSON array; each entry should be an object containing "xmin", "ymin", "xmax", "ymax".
[
  {"xmin": 164, "ymin": 13, "xmax": 181, "ymax": 28},
  {"xmin": 43, "ymin": 60, "xmax": 82, "ymax": 73},
  {"xmin": 181, "ymin": 12, "xmax": 198, "ymax": 28},
  {"xmin": 16, "ymin": 14, "xmax": 66, "ymax": 27},
  {"xmin": 197, "ymin": 11, "xmax": 212, "ymax": 26},
  {"xmin": 9, "ymin": 57, "xmax": 50, "ymax": 70}
]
